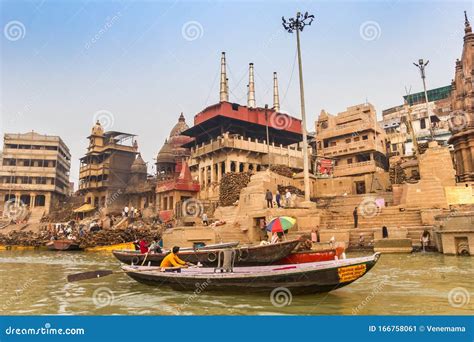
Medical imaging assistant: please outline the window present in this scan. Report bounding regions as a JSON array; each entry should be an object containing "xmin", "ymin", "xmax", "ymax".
[
  {"xmin": 347, "ymin": 158, "xmax": 353, "ymax": 164},
  {"xmin": 362, "ymin": 135, "xmax": 368, "ymax": 140},
  {"xmin": 420, "ymin": 118, "xmax": 426, "ymax": 129},
  {"xmin": 354, "ymin": 137, "xmax": 360, "ymax": 142},
  {"xmin": 345, "ymin": 138, "xmax": 351, "ymax": 143},
  {"xmin": 392, "ymin": 144, "xmax": 398, "ymax": 151},
  {"xmin": 330, "ymin": 141, "xmax": 337, "ymax": 147}
]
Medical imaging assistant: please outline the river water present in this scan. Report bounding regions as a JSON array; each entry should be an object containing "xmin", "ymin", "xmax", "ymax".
[{"xmin": 0, "ymin": 250, "xmax": 472, "ymax": 315}]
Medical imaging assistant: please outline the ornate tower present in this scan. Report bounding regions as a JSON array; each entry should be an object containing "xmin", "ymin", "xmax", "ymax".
[{"xmin": 448, "ymin": 11, "xmax": 474, "ymax": 182}]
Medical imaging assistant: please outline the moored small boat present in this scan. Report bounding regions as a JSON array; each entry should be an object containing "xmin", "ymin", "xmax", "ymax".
[
  {"xmin": 275, "ymin": 246, "xmax": 345, "ymax": 265},
  {"xmin": 113, "ymin": 239, "xmax": 300, "ymax": 267},
  {"xmin": 122, "ymin": 253, "xmax": 380, "ymax": 294},
  {"xmin": 46, "ymin": 239, "xmax": 82, "ymax": 251}
]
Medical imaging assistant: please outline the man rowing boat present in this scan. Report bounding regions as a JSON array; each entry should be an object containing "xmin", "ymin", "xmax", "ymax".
[{"xmin": 160, "ymin": 246, "xmax": 193, "ymax": 270}]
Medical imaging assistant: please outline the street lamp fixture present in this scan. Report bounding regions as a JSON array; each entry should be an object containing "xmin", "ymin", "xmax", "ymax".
[
  {"xmin": 413, "ymin": 58, "xmax": 434, "ymax": 141},
  {"xmin": 282, "ymin": 11, "xmax": 314, "ymax": 203}
]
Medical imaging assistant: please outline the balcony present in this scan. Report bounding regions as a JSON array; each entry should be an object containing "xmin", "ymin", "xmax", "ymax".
[
  {"xmin": 321, "ymin": 140, "xmax": 385, "ymax": 157},
  {"xmin": 0, "ymin": 183, "xmax": 57, "ymax": 192},
  {"xmin": 189, "ymin": 134, "xmax": 305, "ymax": 165},
  {"xmin": 78, "ymin": 180, "xmax": 108, "ymax": 190},
  {"xmin": 79, "ymin": 163, "xmax": 110, "ymax": 178},
  {"xmin": 333, "ymin": 160, "xmax": 382, "ymax": 177}
]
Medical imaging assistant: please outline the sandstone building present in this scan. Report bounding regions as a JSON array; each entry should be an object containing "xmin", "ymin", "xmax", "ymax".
[
  {"xmin": 315, "ymin": 103, "xmax": 389, "ymax": 195},
  {"xmin": 0, "ymin": 132, "xmax": 71, "ymax": 215}
]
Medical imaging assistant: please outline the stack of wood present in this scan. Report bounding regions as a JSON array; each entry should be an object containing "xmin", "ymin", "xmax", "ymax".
[
  {"xmin": 0, "ymin": 231, "xmax": 48, "ymax": 246},
  {"xmin": 219, "ymin": 172, "xmax": 252, "ymax": 206},
  {"xmin": 277, "ymin": 185, "xmax": 304, "ymax": 197},
  {"xmin": 269, "ymin": 165, "xmax": 293, "ymax": 178},
  {"xmin": 389, "ymin": 160, "xmax": 406, "ymax": 184},
  {"xmin": 77, "ymin": 227, "xmax": 160, "ymax": 248}
]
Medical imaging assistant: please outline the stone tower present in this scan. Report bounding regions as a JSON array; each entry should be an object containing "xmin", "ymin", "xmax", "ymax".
[{"xmin": 448, "ymin": 11, "xmax": 474, "ymax": 182}]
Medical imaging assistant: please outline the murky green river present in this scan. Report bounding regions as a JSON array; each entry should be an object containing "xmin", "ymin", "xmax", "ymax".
[{"xmin": 0, "ymin": 250, "xmax": 472, "ymax": 315}]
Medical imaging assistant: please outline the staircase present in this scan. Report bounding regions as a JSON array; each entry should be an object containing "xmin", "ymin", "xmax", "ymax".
[{"xmin": 28, "ymin": 208, "xmax": 45, "ymax": 224}]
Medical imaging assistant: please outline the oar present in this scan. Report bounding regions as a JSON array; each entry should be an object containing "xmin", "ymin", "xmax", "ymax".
[{"xmin": 67, "ymin": 269, "xmax": 117, "ymax": 282}]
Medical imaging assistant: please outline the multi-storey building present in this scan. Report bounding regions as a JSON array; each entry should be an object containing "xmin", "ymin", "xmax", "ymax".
[
  {"xmin": 180, "ymin": 53, "xmax": 306, "ymax": 200},
  {"xmin": 381, "ymin": 86, "xmax": 452, "ymax": 156},
  {"xmin": 0, "ymin": 131, "xmax": 71, "ymax": 214},
  {"xmin": 78, "ymin": 121, "xmax": 138, "ymax": 212},
  {"xmin": 315, "ymin": 103, "xmax": 389, "ymax": 194}
]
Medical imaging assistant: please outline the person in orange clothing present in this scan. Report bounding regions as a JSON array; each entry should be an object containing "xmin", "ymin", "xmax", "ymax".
[{"xmin": 160, "ymin": 246, "xmax": 191, "ymax": 270}]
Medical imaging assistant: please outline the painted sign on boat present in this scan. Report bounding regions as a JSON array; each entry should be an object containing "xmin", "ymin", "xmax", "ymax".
[{"xmin": 338, "ymin": 264, "xmax": 366, "ymax": 283}]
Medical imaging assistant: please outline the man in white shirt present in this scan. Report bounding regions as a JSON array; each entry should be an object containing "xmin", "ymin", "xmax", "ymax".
[{"xmin": 285, "ymin": 189, "xmax": 291, "ymax": 207}]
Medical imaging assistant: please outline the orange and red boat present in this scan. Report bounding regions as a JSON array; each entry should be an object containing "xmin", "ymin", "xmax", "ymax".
[{"xmin": 275, "ymin": 246, "xmax": 345, "ymax": 265}]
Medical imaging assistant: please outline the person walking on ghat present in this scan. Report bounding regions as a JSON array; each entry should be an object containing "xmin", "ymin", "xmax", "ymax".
[
  {"xmin": 353, "ymin": 206, "xmax": 359, "ymax": 228},
  {"xmin": 275, "ymin": 191, "xmax": 281, "ymax": 208},
  {"xmin": 285, "ymin": 189, "xmax": 291, "ymax": 207},
  {"xmin": 202, "ymin": 212, "xmax": 209, "ymax": 226},
  {"xmin": 265, "ymin": 189, "xmax": 273, "ymax": 208}
]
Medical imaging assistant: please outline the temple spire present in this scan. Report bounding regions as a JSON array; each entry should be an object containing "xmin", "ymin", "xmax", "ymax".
[
  {"xmin": 273, "ymin": 72, "xmax": 280, "ymax": 112},
  {"xmin": 465, "ymin": 10, "xmax": 472, "ymax": 33},
  {"xmin": 219, "ymin": 52, "xmax": 229, "ymax": 102},
  {"xmin": 247, "ymin": 63, "xmax": 256, "ymax": 108}
]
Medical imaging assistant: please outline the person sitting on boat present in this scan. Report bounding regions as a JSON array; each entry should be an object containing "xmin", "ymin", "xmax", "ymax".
[
  {"xmin": 160, "ymin": 246, "xmax": 190, "ymax": 269},
  {"xmin": 149, "ymin": 238, "xmax": 162, "ymax": 254},
  {"xmin": 139, "ymin": 239, "xmax": 149, "ymax": 254},
  {"xmin": 271, "ymin": 232, "xmax": 280, "ymax": 244},
  {"xmin": 133, "ymin": 240, "xmax": 140, "ymax": 251}
]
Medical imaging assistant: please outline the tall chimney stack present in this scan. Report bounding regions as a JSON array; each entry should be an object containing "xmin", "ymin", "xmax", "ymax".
[
  {"xmin": 248, "ymin": 63, "xmax": 256, "ymax": 108},
  {"xmin": 219, "ymin": 52, "xmax": 229, "ymax": 102},
  {"xmin": 273, "ymin": 72, "xmax": 280, "ymax": 112}
]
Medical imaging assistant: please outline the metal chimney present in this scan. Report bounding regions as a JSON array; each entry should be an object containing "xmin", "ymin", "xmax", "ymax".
[
  {"xmin": 248, "ymin": 63, "xmax": 256, "ymax": 108},
  {"xmin": 219, "ymin": 52, "xmax": 229, "ymax": 102},
  {"xmin": 273, "ymin": 72, "xmax": 280, "ymax": 112}
]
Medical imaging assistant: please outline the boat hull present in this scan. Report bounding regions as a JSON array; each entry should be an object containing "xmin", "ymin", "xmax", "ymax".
[
  {"xmin": 122, "ymin": 253, "xmax": 380, "ymax": 295},
  {"xmin": 275, "ymin": 246, "xmax": 345, "ymax": 265},
  {"xmin": 113, "ymin": 240, "xmax": 300, "ymax": 267},
  {"xmin": 46, "ymin": 240, "xmax": 82, "ymax": 251}
]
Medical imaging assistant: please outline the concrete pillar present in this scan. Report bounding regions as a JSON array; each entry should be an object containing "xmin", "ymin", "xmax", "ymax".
[
  {"xmin": 243, "ymin": 163, "xmax": 249, "ymax": 172},
  {"xmin": 225, "ymin": 159, "xmax": 231, "ymax": 174},
  {"xmin": 198, "ymin": 167, "xmax": 203, "ymax": 186},
  {"xmin": 30, "ymin": 192, "xmax": 35, "ymax": 208},
  {"xmin": 217, "ymin": 162, "xmax": 222, "ymax": 182}
]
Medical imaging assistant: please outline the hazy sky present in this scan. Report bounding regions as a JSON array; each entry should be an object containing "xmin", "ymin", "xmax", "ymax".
[{"xmin": 1, "ymin": 0, "xmax": 472, "ymax": 186}]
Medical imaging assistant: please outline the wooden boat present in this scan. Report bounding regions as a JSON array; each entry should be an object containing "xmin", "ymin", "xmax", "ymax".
[
  {"xmin": 275, "ymin": 246, "xmax": 345, "ymax": 265},
  {"xmin": 122, "ymin": 253, "xmax": 380, "ymax": 294},
  {"xmin": 112, "ymin": 240, "xmax": 300, "ymax": 267},
  {"xmin": 46, "ymin": 239, "xmax": 82, "ymax": 251}
]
